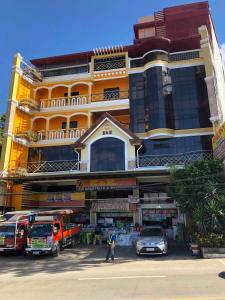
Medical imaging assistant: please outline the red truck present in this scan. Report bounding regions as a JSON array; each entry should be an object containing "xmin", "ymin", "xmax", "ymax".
[
  {"xmin": 25, "ymin": 209, "xmax": 81, "ymax": 256},
  {"xmin": 0, "ymin": 211, "xmax": 33, "ymax": 254}
]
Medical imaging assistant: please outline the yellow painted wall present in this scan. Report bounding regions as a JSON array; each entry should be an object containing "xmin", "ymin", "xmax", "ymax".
[
  {"xmin": 35, "ymin": 88, "xmax": 48, "ymax": 101},
  {"xmin": 92, "ymin": 78, "xmax": 128, "ymax": 99},
  {"xmin": 70, "ymin": 115, "xmax": 88, "ymax": 128},
  {"xmin": 51, "ymin": 87, "xmax": 68, "ymax": 98},
  {"xmin": 16, "ymin": 77, "xmax": 33, "ymax": 100},
  {"xmin": 71, "ymin": 85, "xmax": 89, "ymax": 95},
  {"xmin": 9, "ymin": 142, "xmax": 28, "ymax": 167},
  {"xmin": 114, "ymin": 115, "xmax": 130, "ymax": 126},
  {"xmin": 11, "ymin": 184, "xmax": 23, "ymax": 210},
  {"xmin": 48, "ymin": 116, "xmax": 67, "ymax": 130},
  {"xmin": 33, "ymin": 119, "xmax": 47, "ymax": 131},
  {"xmin": 13, "ymin": 109, "xmax": 31, "ymax": 134}
]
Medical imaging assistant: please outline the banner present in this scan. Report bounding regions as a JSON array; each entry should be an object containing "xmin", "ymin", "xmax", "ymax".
[
  {"xmin": 80, "ymin": 178, "xmax": 136, "ymax": 191},
  {"xmin": 22, "ymin": 192, "xmax": 85, "ymax": 208},
  {"xmin": 92, "ymin": 199, "xmax": 136, "ymax": 212},
  {"xmin": 212, "ymin": 122, "xmax": 225, "ymax": 160}
]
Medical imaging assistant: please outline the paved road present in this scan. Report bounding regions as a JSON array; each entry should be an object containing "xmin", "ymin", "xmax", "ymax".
[{"xmin": 0, "ymin": 244, "xmax": 225, "ymax": 300}]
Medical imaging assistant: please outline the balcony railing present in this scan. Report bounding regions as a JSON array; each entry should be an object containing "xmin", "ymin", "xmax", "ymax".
[
  {"xmin": 94, "ymin": 58, "xmax": 126, "ymax": 72},
  {"xmin": 5, "ymin": 160, "xmax": 80, "ymax": 175},
  {"xmin": 3, "ymin": 150, "xmax": 213, "ymax": 178},
  {"xmin": 137, "ymin": 151, "xmax": 213, "ymax": 168},
  {"xmin": 36, "ymin": 128, "xmax": 87, "ymax": 141},
  {"xmin": 27, "ymin": 160, "xmax": 80, "ymax": 173},
  {"xmin": 92, "ymin": 90, "xmax": 129, "ymax": 102},
  {"xmin": 40, "ymin": 95, "xmax": 88, "ymax": 109}
]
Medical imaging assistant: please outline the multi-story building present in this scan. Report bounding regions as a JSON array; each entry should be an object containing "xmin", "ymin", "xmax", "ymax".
[{"xmin": 0, "ymin": 2, "xmax": 225, "ymax": 229}]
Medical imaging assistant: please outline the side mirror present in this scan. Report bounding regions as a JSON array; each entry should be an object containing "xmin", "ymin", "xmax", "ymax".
[{"xmin": 53, "ymin": 227, "xmax": 58, "ymax": 234}]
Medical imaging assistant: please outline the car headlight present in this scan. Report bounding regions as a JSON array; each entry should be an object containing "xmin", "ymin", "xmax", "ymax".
[
  {"xmin": 137, "ymin": 241, "xmax": 144, "ymax": 246},
  {"xmin": 157, "ymin": 240, "xmax": 165, "ymax": 246}
]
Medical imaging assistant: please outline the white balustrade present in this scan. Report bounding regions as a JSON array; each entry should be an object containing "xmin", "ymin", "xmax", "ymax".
[
  {"xmin": 37, "ymin": 131, "xmax": 45, "ymax": 141},
  {"xmin": 40, "ymin": 96, "xmax": 87, "ymax": 109},
  {"xmin": 48, "ymin": 130, "xmax": 65, "ymax": 140},
  {"xmin": 34, "ymin": 128, "xmax": 87, "ymax": 142}
]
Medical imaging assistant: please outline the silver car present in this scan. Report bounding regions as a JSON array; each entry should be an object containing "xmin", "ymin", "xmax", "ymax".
[{"xmin": 136, "ymin": 226, "xmax": 168, "ymax": 256}]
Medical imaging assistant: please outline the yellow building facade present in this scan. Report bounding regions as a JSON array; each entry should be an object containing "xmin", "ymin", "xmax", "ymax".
[{"xmin": 1, "ymin": 2, "xmax": 225, "ymax": 227}]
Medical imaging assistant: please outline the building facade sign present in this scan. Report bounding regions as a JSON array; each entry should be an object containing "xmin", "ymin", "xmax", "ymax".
[
  {"xmin": 212, "ymin": 122, "xmax": 225, "ymax": 160},
  {"xmin": 80, "ymin": 178, "xmax": 136, "ymax": 191},
  {"xmin": 22, "ymin": 192, "xmax": 85, "ymax": 208},
  {"xmin": 92, "ymin": 199, "xmax": 136, "ymax": 212}
]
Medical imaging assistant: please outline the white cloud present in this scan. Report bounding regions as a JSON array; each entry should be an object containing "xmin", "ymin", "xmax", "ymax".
[{"xmin": 220, "ymin": 43, "xmax": 225, "ymax": 65}]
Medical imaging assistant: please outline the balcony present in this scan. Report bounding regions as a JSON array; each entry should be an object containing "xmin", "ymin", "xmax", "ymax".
[
  {"xmin": 40, "ymin": 95, "xmax": 89, "ymax": 110},
  {"xmin": 5, "ymin": 160, "xmax": 80, "ymax": 177},
  {"xmin": 92, "ymin": 90, "xmax": 129, "ymax": 102},
  {"xmin": 137, "ymin": 151, "xmax": 213, "ymax": 169},
  {"xmin": 92, "ymin": 54, "xmax": 128, "ymax": 80},
  {"xmin": 36, "ymin": 128, "xmax": 87, "ymax": 142},
  {"xmin": 4, "ymin": 150, "xmax": 213, "ymax": 177}
]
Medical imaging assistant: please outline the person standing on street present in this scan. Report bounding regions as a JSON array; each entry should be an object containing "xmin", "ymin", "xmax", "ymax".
[{"xmin": 105, "ymin": 229, "xmax": 116, "ymax": 262}]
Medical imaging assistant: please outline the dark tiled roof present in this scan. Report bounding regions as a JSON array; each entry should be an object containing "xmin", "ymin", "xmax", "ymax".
[{"xmin": 73, "ymin": 112, "xmax": 141, "ymax": 149}]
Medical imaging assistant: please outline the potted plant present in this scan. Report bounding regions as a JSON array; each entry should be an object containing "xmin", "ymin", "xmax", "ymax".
[
  {"xmin": 189, "ymin": 235, "xmax": 201, "ymax": 256},
  {"xmin": 196, "ymin": 233, "xmax": 225, "ymax": 258},
  {"xmin": 24, "ymin": 131, "xmax": 38, "ymax": 142}
]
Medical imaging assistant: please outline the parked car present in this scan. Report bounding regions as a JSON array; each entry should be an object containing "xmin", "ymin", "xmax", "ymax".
[{"xmin": 136, "ymin": 226, "xmax": 168, "ymax": 256}]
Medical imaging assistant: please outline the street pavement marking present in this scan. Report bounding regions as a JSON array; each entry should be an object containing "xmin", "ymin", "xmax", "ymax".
[
  {"xmin": 78, "ymin": 275, "xmax": 166, "ymax": 281},
  {"xmin": 166, "ymin": 298, "xmax": 225, "ymax": 300}
]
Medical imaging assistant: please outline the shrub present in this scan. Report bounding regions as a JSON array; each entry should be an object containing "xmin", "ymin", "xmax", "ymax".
[{"xmin": 195, "ymin": 233, "xmax": 225, "ymax": 248}]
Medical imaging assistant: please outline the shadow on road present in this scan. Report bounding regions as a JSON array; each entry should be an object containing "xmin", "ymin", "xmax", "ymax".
[
  {"xmin": 0, "ymin": 242, "xmax": 196, "ymax": 278},
  {"xmin": 218, "ymin": 272, "xmax": 225, "ymax": 279}
]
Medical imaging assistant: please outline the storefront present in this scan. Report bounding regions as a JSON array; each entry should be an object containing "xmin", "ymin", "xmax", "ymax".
[
  {"xmin": 80, "ymin": 178, "xmax": 138, "ymax": 226},
  {"xmin": 92, "ymin": 199, "xmax": 137, "ymax": 227},
  {"xmin": 140, "ymin": 204, "xmax": 180, "ymax": 239}
]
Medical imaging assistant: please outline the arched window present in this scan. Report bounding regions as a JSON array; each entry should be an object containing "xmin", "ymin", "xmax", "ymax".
[{"xmin": 90, "ymin": 137, "xmax": 125, "ymax": 172}]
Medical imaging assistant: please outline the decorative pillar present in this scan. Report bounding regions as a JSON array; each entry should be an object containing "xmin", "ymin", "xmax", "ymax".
[
  {"xmin": 66, "ymin": 117, "xmax": 70, "ymax": 138},
  {"xmin": 46, "ymin": 119, "xmax": 49, "ymax": 140},
  {"xmin": 67, "ymin": 86, "xmax": 71, "ymax": 106},
  {"xmin": 88, "ymin": 112, "xmax": 92, "ymax": 128},
  {"xmin": 205, "ymin": 76, "xmax": 220, "ymax": 133},
  {"xmin": 0, "ymin": 53, "xmax": 22, "ymax": 173},
  {"xmin": 48, "ymin": 88, "xmax": 52, "ymax": 108},
  {"xmin": 88, "ymin": 83, "xmax": 93, "ymax": 103},
  {"xmin": 30, "ymin": 119, "xmax": 34, "ymax": 131}
]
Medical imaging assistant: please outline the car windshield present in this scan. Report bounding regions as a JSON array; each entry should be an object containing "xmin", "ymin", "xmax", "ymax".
[
  {"xmin": 141, "ymin": 228, "xmax": 163, "ymax": 237},
  {"xmin": 0, "ymin": 224, "xmax": 16, "ymax": 236},
  {"xmin": 29, "ymin": 224, "xmax": 53, "ymax": 237}
]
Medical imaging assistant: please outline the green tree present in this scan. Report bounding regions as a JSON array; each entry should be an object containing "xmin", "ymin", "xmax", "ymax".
[
  {"xmin": 0, "ymin": 114, "xmax": 6, "ymax": 141},
  {"xmin": 169, "ymin": 159, "xmax": 225, "ymax": 235}
]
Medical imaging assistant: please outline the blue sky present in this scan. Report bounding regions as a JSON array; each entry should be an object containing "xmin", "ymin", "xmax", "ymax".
[{"xmin": 0, "ymin": 0, "xmax": 224, "ymax": 113}]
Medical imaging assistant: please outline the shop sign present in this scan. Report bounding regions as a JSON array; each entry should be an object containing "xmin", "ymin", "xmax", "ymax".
[
  {"xmin": 92, "ymin": 199, "xmax": 136, "ymax": 212},
  {"xmin": 142, "ymin": 208, "xmax": 177, "ymax": 221},
  {"xmin": 128, "ymin": 195, "xmax": 139, "ymax": 204},
  {"xmin": 22, "ymin": 192, "xmax": 85, "ymax": 208},
  {"xmin": 80, "ymin": 178, "xmax": 136, "ymax": 191},
  {"xmin": 212, "ymin": 122, "xmax": 225, "ymax": 159}
]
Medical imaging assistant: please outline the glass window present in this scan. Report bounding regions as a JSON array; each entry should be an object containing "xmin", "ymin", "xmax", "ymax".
[
  {"xmin": 104, "ymin": 88, "xmax": 120, "ymax": 100},
  {"xmin": 62, "ymin": 121, "xmax": 78, "ymax": 129},
  {"xmin": 171, "ymin": 66, "xmax": 211, "ymax": 129},
  {"xmin": 40, "ymin": 146, "xmax": 78, "ymax": 161},
  {"xmin": 90, "ymin": 137, "xmax": 125, "ymax": 172},
  {"xmin": 140, "ymin": 135, "xmax": 212, "ymax": 156}
]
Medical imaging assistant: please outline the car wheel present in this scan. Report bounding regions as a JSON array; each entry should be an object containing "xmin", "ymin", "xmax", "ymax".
[{"xmin": 53, "ymin": 244, "xmax": 60, "ymax": 257}]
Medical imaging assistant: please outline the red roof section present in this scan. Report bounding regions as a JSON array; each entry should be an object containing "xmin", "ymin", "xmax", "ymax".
[{"xmin": 31, "ymin": 1, "xmax": 210, "ymax": 67}]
